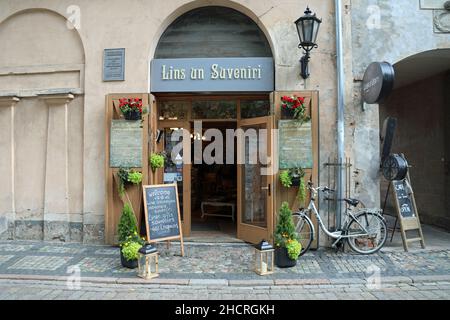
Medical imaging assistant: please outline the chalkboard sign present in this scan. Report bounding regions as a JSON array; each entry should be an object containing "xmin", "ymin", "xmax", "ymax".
[
  {"xmin": 142, "ymin": 184, "xmax": 185, "ymax": 255},
  {"xmin": 392, "ymin": 179, "xmax": 415, "ymax": 218}
]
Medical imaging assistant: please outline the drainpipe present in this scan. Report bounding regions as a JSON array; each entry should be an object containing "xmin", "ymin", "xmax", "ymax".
[{"xmin": 335, "ymin": 0, "xmax": 345, "ymax": 230}]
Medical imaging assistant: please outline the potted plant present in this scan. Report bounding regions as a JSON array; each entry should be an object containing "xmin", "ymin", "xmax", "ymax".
[
  {"xmin": 119, "ymin": 98, "xmax": 143, "ymax": 120},
  {"xmin": 279, "ymin": 168, "xmax": 307, "ymax": 207},
  {"xmin": 149, "ymin": 153, "xmax": 165, "ymax": 172},
  {"xmin": 117, "ymin": 168, "xmax": 142, "ymax": 197},
  {"xmin": 118, "ymin": 203, "xmax": 145, "ymax": 268},
  {"xmin": 274, "ymin": 202, "xmax": 302, "ymax": 268},
  {"xmin": 279, "ymin": 170, "xmax": 293, "ymax": 188},
  {"xmin": 280, "ymin": 95, "xmax": 310, "ymax": 124},
  {"xmin": 120, "ymin": 235, "xmax": 144, "ymax": 269}
]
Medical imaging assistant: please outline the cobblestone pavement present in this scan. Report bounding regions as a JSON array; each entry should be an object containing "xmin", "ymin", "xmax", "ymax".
[
  {"xmin": 0, "ymin": 279, "xmax": 449, "ymax": 300},
  {"xmin": 0, "ymin": 240, "xmax": 449, "ymax": 281},
  {"xmin": 0, "ymin": 240, "xmax": 449, "ymax": 300}
]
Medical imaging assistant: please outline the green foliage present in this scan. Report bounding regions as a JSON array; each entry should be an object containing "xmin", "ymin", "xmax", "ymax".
[
  {"xmin": 128, "ymin": 171, "xmax": 142, "ymax": 184},
  {"xmin": 118, "ymin": 203, "xmax": 138, "ymax": 244},
  {"xmin": 279, "ymin": 170, "xmax": 292, "ymax": 188},
  {"xmin": 121, "ymin": 241, "xmax": 142, "ymax": 261},
  {"xmin": 117, "ymin": 168, "xmax": 129, "ymax": 197},
  {"xmin": 274, "ymin": 202, "xmax": 299, "ymax": 248},
  {"xmin": 150, "ymin": 153, "xmax": 165, "ymax": 171},
  {"xmin": 117, "ymin": 168, "xmax": 142, "ymax": 197},
  {"xmin": 297, "ymin": 177, "xmax": 307, "ymax": 206},
  {"xmin": 286, "ymin": 239, "xmax": 302, "ymax": 260}
]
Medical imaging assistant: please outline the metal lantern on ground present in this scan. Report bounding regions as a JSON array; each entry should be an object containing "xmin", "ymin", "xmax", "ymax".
[
  {"xmin": 295, "ymin": 7, "xmax": 322, "ymax": 79},
  {"xmin": 137, "ymin": 244, "xmax": 159, "ymax": 280},
  {"xmin": 254, "ymin": 240, "xmax": 274, "ymax": 276}
]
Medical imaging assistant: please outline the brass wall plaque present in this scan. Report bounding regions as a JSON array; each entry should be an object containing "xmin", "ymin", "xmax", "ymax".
[
  {"xmin": 278, "ymin": 120, "xmax": 313, "ymax": 169},
  {"xmin": 110, "ymin": 120, "xmax": 142, "ymax": 168}
]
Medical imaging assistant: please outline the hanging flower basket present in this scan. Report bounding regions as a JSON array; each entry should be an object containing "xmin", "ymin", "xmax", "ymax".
[
  {"xmin": 124, "ymin": 110, "xmax": 141, "ymax": 120},
  {"xmin": 280, "ymin": 96, "xmax": 310, "ymax": 124},
  {"xmin": 119, "ymin": 98, "xmax": 143, "ymax": 121}
]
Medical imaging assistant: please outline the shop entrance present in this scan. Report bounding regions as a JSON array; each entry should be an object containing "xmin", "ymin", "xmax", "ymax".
[{"xmin": 154, "ymin": 96, "xmax": 274, "ymax": 243}]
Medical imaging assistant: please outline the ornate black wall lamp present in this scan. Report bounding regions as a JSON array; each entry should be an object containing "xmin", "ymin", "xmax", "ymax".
[{"xmin": 295, "ymin": 7, "xmax": 322, "ymax": 79}]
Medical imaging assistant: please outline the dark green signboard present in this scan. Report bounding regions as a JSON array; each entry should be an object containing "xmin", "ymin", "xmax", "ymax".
[
  {"xmin": 278, "ymin": 120, "xmax": 313, "ymax": 169},
  {"xmin": 109, "ymin": 120, "xmax": 142, "ymax": 168}
]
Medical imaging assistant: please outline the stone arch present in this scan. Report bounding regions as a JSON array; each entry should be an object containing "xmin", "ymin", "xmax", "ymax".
[
  {"xmin": 0, "ymin": 8, "xmax": 85, "ymax": 68},
  {"xmin": 0, "ymin": 8, "xmax": 86, "ymax": 242},
  {"xmin": 379, "ymin": 49, "xmax": 450, "ymax": 232},
  {"xmin": 148, "ymin": 0, "xmax": 276, "ymax": 62}
]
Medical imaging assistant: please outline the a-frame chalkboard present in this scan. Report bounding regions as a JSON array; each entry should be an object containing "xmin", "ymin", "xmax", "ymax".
[
  {"xmin": 391, "ymin": 173, "xmax": 425, "ymax": 251},
  {"xmin": 143, "ymin": 184, "xmax": 184, "ymax": 256}
]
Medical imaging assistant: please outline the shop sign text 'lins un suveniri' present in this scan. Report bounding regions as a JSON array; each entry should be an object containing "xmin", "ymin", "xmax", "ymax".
[{"xmin": 150, "ymin": 57, "xmax": 274, "ymax": 92}]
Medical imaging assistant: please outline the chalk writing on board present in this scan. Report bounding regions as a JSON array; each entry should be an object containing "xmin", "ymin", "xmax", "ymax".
[
  {"xmin": 144, "ymin": 185, "xmax": 181, "ymax": 241},
  {"xmin": 393, "ymin": 180, "xmax": 415, "ymax": 218}
]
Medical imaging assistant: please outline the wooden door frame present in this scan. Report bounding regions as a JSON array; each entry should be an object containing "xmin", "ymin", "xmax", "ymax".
[
  {"xmin": 236, "ymin": 115, "xmax": 275, "ymax": 244},
  {"xmin": 152, "ymin": 94, "xmax": 272, "ymax": 240},
  {"xmin": 155, "ymin": 121, "xmax": 191, "ymax": 237}
]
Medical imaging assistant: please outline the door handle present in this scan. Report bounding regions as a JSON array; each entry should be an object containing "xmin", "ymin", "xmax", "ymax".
[{"xmin": 261, "ymin": 184, "xmax": 271, "ymax": 196}]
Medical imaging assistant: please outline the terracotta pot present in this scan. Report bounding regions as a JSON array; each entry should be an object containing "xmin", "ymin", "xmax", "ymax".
[{"xmin": 275, "ymin": 247, "xmax": 297, "ymax": 268}]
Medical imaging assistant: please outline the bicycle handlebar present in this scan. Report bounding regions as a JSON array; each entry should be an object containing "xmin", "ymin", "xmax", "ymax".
[{"xmin": 307, "ymin": 182, "xmax": 335, "ymax": 194}]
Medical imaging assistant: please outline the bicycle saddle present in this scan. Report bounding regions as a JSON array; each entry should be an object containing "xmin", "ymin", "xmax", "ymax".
[{"xmin": 344, "ymin": 198, "xmax": 360, "ymax": 207}]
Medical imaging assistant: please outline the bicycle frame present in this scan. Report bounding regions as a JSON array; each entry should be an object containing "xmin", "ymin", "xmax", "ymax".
[{"xmin": 298, "ymin": 187, "xmax": 383, "ymax": 244}]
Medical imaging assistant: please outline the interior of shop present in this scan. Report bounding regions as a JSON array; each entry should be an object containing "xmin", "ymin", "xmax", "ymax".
[{"xmin": 190, "ymin": 122, "xmax": 238, "ymax": 239}]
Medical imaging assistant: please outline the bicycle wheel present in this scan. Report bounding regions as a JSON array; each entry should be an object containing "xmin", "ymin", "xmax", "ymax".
[
  {"xmin": 346, "ymin": 212, "xmax": 387, "ymax": 254},
  {"xmin": 292, "ymin": 213, "xmax": 314, "ymax": 257}
]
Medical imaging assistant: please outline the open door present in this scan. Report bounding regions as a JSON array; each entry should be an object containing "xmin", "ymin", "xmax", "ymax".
[
  {"xmin": 154, "ymin": 99, "xmax": 191, "ymax": 238},
  {"xmin": 237, "ymin": 116, "xmax": 274, "ymax": 244}
]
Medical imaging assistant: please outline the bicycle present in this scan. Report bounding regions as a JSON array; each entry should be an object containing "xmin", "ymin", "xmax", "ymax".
[{"xmin": 292, "ymin": 182, "xmax": 388, "ymax": 256}]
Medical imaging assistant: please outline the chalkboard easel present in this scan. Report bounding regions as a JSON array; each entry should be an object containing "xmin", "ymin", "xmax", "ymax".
[
  {"xmin": 390, "ymin": 172, "xmax": 426, "ymax": 252},
  {"xmin": 143, "ymin": 184, "xmax": 185, "ymax": 256}
]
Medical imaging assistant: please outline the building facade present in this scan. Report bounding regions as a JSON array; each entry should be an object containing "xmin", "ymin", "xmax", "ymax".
[{"xmin": 0, "ymin": 0, "xmax": 448, "ymax": 245}]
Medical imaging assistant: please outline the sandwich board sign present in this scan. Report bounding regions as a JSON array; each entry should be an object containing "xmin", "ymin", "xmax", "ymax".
[{"xmin": 143, "ymin": 184, "xmax": 184, "ymax": 256}]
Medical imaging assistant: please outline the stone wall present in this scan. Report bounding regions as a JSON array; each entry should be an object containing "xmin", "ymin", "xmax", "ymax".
[
  {"xmin": 348, "ymin": 0, "xmax": 450, "ymax": 210},
  {"xmin": 0, "ymin": 0, "xmax": 339, "ymax": 244}
]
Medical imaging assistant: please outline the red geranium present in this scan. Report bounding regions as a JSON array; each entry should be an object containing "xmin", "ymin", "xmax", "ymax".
[
  {"xmin": 281, "ymin": 95, "xmax": 310, "ymax": 124},
  {"xmin": 119, "ymin": 98, "xmax": 143, "ymax": 115}
]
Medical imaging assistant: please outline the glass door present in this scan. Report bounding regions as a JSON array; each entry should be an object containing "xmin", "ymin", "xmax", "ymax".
[
  {"xmin": 237, "ymin": 116, "xmax": 274, "ymax": 244},
  {"xmin": 157, "ymin": 100, "xmax": 191, "ymax": 237}
]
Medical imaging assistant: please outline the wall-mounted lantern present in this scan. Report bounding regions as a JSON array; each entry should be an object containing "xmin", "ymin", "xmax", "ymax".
[{"xmin": 295, "ymin": 7, "xmax": 322, "ymax": 79}]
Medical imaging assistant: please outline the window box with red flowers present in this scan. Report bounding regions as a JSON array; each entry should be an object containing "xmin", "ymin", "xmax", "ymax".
[
  {"xmin": 119, "ymin": 98, "xmax": 143, "ymax": 120},
  {"xmin": 281, "ymin": 96, "xmax": 310, "ymax": 124}
]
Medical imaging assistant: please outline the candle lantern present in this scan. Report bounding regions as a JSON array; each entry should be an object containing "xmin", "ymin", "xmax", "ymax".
[
  {"xmin": 137, "ymin": 243, "xmax": 159, "ymax": 280},
  {"xmin": 254, "ymin": 240, "xmax": 274, "ymax": 276}
]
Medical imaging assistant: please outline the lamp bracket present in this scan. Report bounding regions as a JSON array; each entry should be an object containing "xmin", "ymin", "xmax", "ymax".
[{"xmin": 300, "ymin": 51, "xmax": 311, "ymax": 79}]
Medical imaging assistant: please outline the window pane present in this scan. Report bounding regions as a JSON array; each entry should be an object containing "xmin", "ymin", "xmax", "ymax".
[
  {"xmin": 159, "ymin": 101, "xmax": 188, "ymax": 120},
  {"xmin": 163, "ymin": 128, "xmax": 185, "ymax": 220},
  {"xmin": 241, "ymin": 124, "xmax": 267, "ymax": 228},
  {"xmin": 192, "ymin": 100, "xmax": 237, "ymax": 119},
  {"xmin": 240, "ymin": 100, "xmax": 270, "ymax": 119}
]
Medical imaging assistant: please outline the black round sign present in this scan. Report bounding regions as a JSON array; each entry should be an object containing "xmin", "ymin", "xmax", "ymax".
[{"xmin": 362, "ymin": 62, "xmax": 395, "ymax": 104}]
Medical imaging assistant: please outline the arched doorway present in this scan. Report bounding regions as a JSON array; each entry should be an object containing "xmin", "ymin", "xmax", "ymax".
[
  {"xmin": 380, "ymin": 49, "xmax": 450, "ymax": 232},
  {"xmin": 150, "ymin": 6, "xmax": 275, "ymax": 243}
]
